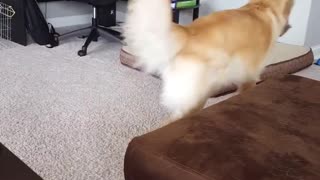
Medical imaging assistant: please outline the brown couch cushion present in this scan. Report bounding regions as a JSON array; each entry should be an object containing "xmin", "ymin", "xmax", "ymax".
[
  {"xmin": 124, "ymin": 75, "xmax": 320, "ymax": 180},
  {"xmin": 0, "ymin": 143, "xmax": 43, "ymax": 180}
]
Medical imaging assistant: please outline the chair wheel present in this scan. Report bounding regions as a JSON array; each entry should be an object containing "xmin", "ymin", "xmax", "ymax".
[
  {"xmin": 78, "ymin": 35, "xmax": 87, "ymax": 39},
  {"xmin": 78, "ymin": 50, "xmax": 87, "ymax": 57}
]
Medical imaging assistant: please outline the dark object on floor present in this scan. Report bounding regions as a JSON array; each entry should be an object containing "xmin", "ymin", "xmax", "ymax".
[
  {"xmin": 124, "ymin": 75, "xmax": 320, "ymax": 180},
  {"xmin": 25, "ymin": 0, "xmax": 59, "ymax": 48},
  {"xmin": 0, "ymin": 143, "xmax": 43, "ymax": 180},
  {"xmin": 315, "ymin": 59, "xmax": 320, "ymax": 66},
  {"xmin": 75, "ymin": 0, "xmax": 122, "ymax": 57}
]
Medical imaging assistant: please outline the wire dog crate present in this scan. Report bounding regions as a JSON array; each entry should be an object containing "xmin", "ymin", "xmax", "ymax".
[{"xmin": 0, "ymin": 2, "xmax": 16, "ymax": 41}]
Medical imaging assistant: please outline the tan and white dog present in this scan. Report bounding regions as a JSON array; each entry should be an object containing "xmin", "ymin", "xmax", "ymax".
[{"xmin": 124, "ymin": 0, "xmax": 294, "ymax": 123}]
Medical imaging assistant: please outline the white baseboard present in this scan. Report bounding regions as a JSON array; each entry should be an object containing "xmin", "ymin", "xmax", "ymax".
[
  {"xmin": 46, "ymin": 11, "xmax": 126, "ymax": 28},
  {"xmin": 312, "ymin": 45, "xmax": 320, "ymax": 61}
]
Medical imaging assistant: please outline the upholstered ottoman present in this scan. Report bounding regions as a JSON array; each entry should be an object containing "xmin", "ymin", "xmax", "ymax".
[
  {"xmin": 124, "ymin": 75, "xmax": 320, "ymax": 180},
  {"xmin": 120, "ymin": 43, "xmax": 314, "ymax": 96},
  {"xmin": 0, "ymin": 143, "xmax": 43, "ymax": 180}
]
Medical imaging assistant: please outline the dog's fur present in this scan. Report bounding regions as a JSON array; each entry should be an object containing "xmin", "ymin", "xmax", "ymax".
[{"xmin": 124, "ymin": 0, "xmax": 294, "ymax": 123}]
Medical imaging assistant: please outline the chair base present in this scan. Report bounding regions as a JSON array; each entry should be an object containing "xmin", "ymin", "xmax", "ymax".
[
  {"xmin": 77, "ymin": 5, "xmax": 123, "ymax": 57},
  {"xmin": 77, "ymin": 26, "xmax": 122, "ymax": 57},
  {"xmin": 78, "ymin": 25, "xmax": 99, "ymax": 57}
]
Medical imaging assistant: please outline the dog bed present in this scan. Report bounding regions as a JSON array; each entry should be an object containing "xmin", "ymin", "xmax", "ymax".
[
  {"xmin": 124, "ymin": 75, "xmax": 320, "ymax": 180},
  {"xmin": 120, "ymin": 43, "xmax": 314, "ymax": 96}
]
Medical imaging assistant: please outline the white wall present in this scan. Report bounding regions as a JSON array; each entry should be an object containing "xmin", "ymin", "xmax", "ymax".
[
  {"xmin": 305, "ymin": 0, "xmax": 320, "ymax": 59},
  {"xmin": 305, "ymin": 0, "xmax": 320, "ymax": 47},
  {"xmin": 38, "ymin": 1, "xmax": 127, "ymax": 28},
  {"xmin": 38, "ymin": 1, "xmax": 91, "ymax": 27},
  {"xmin": 199, "ymin": 0, "xmax": 247, "ymax": 15},
  {"xmin": 277, "ymin": 0, "xmax": 312, "ymax": 46},
  {"xmin": 38, "ymin": 1, "xmax": 90, "ymax": 18}
]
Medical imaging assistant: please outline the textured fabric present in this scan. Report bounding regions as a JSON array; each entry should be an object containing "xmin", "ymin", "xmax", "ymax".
[
  {"xmin": 0, "ymin": 37, "xmax": 168, "ymax": 180},
  {"xmin": 124, "ymin": 75, "xmax": 320, "ymax": 180},
  {"xmin": 260, "ymin": 43, "xmax": 310, "ymax": 65},
  {"xmin": 0, "ymin": 143, "xmax": 43, "ymax": 180}
]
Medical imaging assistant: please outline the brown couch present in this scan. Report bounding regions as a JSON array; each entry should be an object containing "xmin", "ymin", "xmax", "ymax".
[
  {"xmin": 0, "ymin": 143, "xmax": 43, "ymax": 180},
  {"xmin": 124, "ymin": 75, "xmax": 320, "ymax": 180}
]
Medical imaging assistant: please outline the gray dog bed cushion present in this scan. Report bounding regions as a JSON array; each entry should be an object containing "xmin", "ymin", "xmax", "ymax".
[{"xmin": 120, "ymin": 43, "xmax": 314, "ymax": 96}]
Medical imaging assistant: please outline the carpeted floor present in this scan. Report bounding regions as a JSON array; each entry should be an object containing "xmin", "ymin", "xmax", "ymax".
[
  {"xmin": 0, "ymin": 35, "xmax": 169, "ymax": 180},
  {"xmin": 0, "ymin": 32, "xmax": 319, "ymax": 180}
]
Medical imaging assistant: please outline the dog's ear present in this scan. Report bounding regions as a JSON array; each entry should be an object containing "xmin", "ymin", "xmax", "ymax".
[
  {"xmin": 283, "ymin": 0, "xmax": 294, "ymax": 18},
  {"xmin": 280, "ymin": 24, "xmax": 291, "ymax": 36},
  {"xmin": 279, "ymin": 0, "xmax": 294, "ymax": 37}
]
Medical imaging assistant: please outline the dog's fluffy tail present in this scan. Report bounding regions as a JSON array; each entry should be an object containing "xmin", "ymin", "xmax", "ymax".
[{"xmin": 123, "ymin": 0, "xmax": 178, "ymax": 74}]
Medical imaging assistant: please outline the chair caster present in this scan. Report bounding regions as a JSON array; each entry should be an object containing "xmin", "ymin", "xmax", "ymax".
[
  {"xmin": 93, "ymin": 35, "xmax": 99, "ymax": 42},
  {"xmin": 78, "ymin": 35, "xmax": 88, "ymax": 39},
  {"xmin": 78, "ymin": 49, "xmax": 87, "ymax": 57}
]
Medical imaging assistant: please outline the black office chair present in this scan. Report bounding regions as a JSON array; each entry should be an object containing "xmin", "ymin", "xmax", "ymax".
[{"xmin": 74, "ymin": 0, "xmax": 122, "ymax": 57}]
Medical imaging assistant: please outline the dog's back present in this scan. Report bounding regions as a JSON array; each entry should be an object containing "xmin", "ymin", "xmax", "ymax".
[{"xmin": 175, "ymin": 6, "xmax": 276, "ymax": 83}]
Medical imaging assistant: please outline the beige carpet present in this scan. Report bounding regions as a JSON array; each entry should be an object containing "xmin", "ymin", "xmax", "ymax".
[{"xmin": 0, "ymin": 35, "xmax": 319, "ymax": 180}]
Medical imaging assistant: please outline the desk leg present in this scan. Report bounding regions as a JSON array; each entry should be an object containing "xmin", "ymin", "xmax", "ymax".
[
  {"xmin": 173, "ymin": 9, "xmax": 180, "ymax": 23},
  {"xmin": 193, "ymin": 0, "xmax": 200, "ymax": 20},
  {"xmin": 193, "ymin": 8, "xmax": 199, "ymax": 20}
]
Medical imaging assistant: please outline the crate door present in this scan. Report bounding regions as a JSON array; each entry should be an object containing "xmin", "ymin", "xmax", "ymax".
[{"xmin": 0, "ymin": 0, "xmax": 27, "ymax": 45}]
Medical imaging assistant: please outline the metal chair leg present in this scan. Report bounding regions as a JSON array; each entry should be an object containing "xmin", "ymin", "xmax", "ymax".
[
  {"xmin": 78, "ymin": 6, "xmax": 98, "ymax": 57},
  {"xmin": 77, "ymin": 27, "xmax": 99, "ymax": 57}
]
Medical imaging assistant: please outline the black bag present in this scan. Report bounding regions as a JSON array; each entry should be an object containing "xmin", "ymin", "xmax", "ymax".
[{"xmin": 25, "ymin": 0, "xmax": 59, "ymax": 48}]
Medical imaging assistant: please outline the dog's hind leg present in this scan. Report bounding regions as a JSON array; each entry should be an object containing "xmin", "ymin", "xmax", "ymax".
[
  {"xmin": 160, "ymin": 57, "xmax": 212, "ymax": 125},
  {"xmin": 235, "ymin": 64, "xmax": 262, "ymax": 94}
]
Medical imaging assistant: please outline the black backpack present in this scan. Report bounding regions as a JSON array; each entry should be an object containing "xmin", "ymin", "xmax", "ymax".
[{"xmin": 25, "ymin": 0, "xmax": 59, "ymax": 48}]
